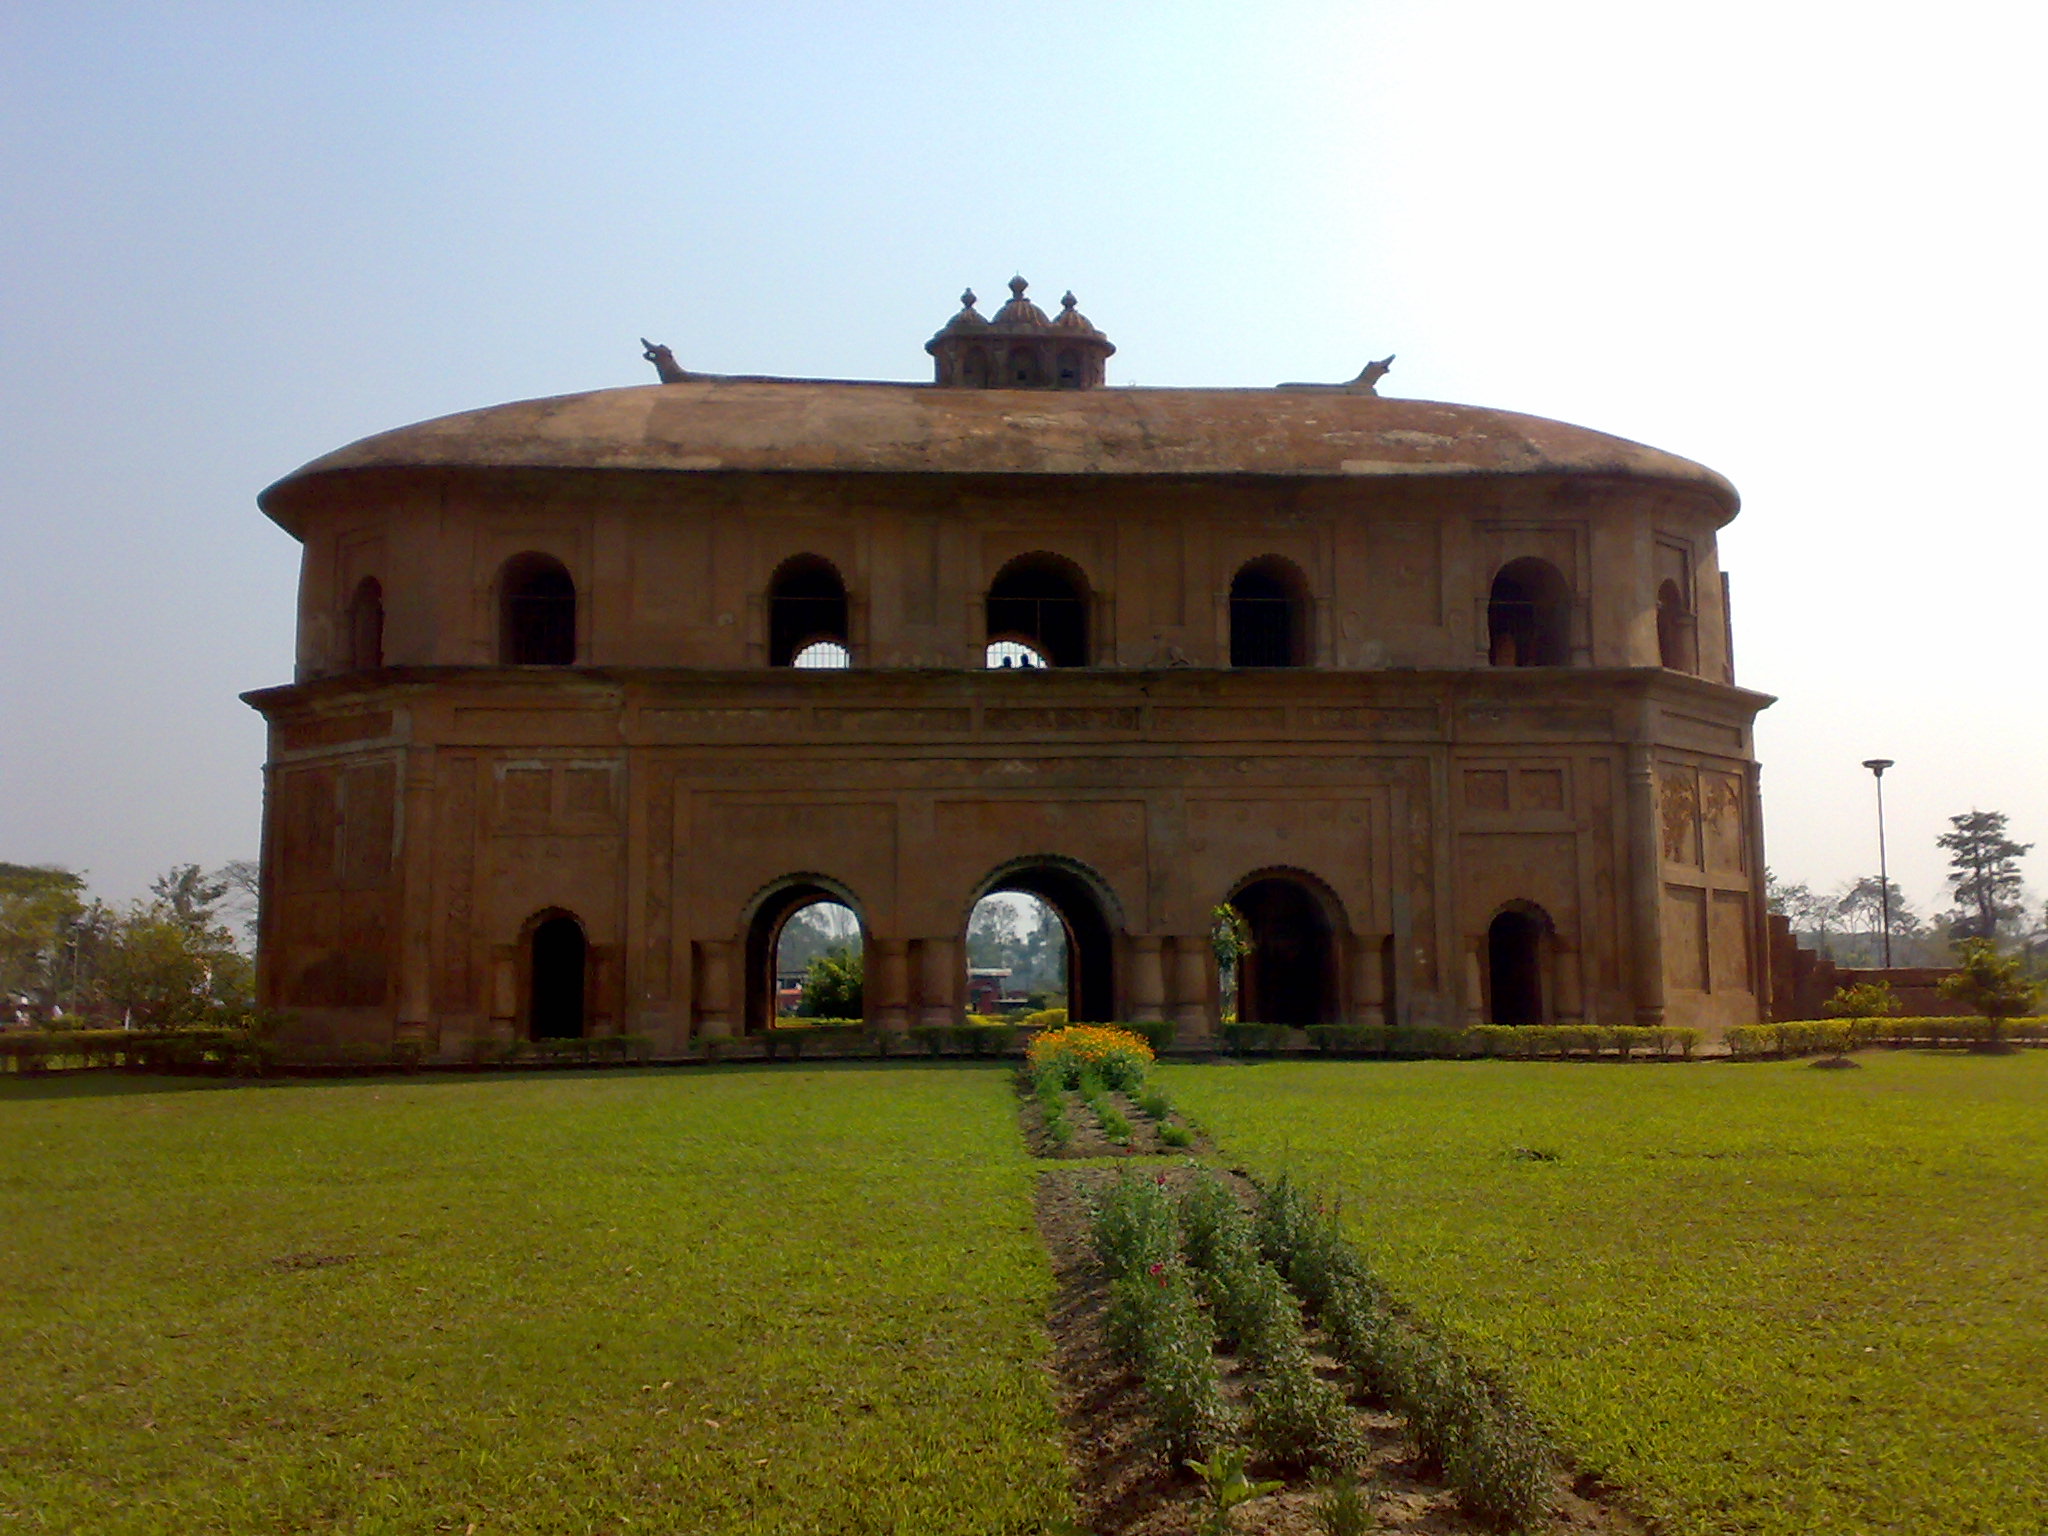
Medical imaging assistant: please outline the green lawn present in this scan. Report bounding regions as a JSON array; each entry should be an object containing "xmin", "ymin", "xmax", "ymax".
[
  {"xmin": 0, "ymin": 1064, "xmax": 1071, "ymax": 1536},
  {"xmin": 1159, "ymin": 1052, "xmax": 2048, "ymax": 1536}
]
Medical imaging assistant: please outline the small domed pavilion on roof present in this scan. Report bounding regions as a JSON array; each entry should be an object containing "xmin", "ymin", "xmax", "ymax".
[{"xmin": 246, "ymin": 280, "xmax": 1775, "ymax": 1057}]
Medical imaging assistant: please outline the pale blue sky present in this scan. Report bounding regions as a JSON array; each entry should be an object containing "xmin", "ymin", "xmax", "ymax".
[{"xmin": 3, "ymin": 1, "xmax": 2042, "ymax": 920}]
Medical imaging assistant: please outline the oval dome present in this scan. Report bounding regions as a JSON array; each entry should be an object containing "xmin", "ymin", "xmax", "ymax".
[{"xmin": 261, "ymin": 378, "xmax": 1738, "ymax": 525}]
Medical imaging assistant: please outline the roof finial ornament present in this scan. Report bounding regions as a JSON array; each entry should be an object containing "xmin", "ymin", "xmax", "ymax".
[
  {"xmin": 1352, "ymin": 355, "xmax": 1395, "ymax": 394},
  {"xmin": 640, "ymin": 337, "xmax": 687, "ymax": 385},
  {"xmin": 960, "ymin": 288, "xmax": 977, "ymax": 310},
  {"xmin": 1061, "ymin": 291, "xmax": 1078, "ymax": 311},
  {"xmin": 1009, "ymin": 274, "xmax": 1029, "ymax": 298}
]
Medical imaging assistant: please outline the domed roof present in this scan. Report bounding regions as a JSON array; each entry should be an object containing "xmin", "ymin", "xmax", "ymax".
[
  {"xmin": 1053, "ymin": 291, "xmax": 1101, "ymax": 333},
  {"xmin": 936, "ymin": 288, "xmax": 988, "ymax": 333},
  {"xmin": 989, "ymin": 275, "xmax": 1052, "ymax": 329},
  {"xmin": 261, "ymin": 377, "xmax": 1739, "ymax": 528}
]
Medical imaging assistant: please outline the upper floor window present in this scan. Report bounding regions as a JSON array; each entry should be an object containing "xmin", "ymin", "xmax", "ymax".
[
  {"xmin": 1657, "ymin": 579, "xmax": 1696, "ymax": 672},
  {"xmin": 768, "ymin": 555, "xmax": 850, "ymax": 667},
  {"xmin": 499, "ymin": 553, "xmax": 576, "ymax": 666},
  {"xmin": 986, "ymin": 554, "xmax": 1088, "ymax": 667},
  {"xmin": 1230, "ymin": 557, "xmax": 1308, "ymax": 667},
  {"xmin": 346, "ymin": 576, "xmax": 384, "ymax": 671},
  {"xmin": 1487, "ymin": 558, "xmax": 1571, "ymax": 667}
]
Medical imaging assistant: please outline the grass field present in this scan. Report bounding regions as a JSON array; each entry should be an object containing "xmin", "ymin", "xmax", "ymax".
[
  {"xmin": 1158, "ymin": 1051, "xmax": 2048, "ymax": 1536},
  {"xmin": 0, "ymin": 1064, "xmax": 1071, "ymax": 1536}
]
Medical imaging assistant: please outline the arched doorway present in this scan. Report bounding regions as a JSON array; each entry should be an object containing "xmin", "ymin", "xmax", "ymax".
[
  {"xmin": 499, "ymin": 552, "xmax": 577, "ymax": 665},
  {"xmin": 964, "ymin": 891, "xmax": 1065, "ymax": 1014},
  {"xmin": 1230, "ymin": 874, "xmax": 1339, "ymax": 1025},
  {"xmin": 968, "ymin": 860, "xmax": 1116, "ymax": 1022},
  {"xmin": 1229, "ymin": 557, "xmax": 1309, "ymax": 667},
  {"xmin": 744, "ymin": 880, "xmax": 866, "ymax": 1033},
  {"xmin": 528, "ymin": 912, "xmax": 587, "ymax": 1039},
  {"xmin": 1656, "ymin": 579, "xmax": 1694, "ymax": 672},
  {"xmin": 1486, "ymin": 906, "xmax": 1550, "ymax": 1026},
  {"xmin": 347, "ymin": 576, "xmax": 384, "ymax": 671},
  {"xmin": 986, "ymin": 554, "xmax": 1089, "ymax": 667},
  {"xmin": 1487, "ymin": 558, "xmax": 1571, "ymax": 667},
  {"xmin": 768, "ymin": 555, "xmax": 850, "ymax": 667}
]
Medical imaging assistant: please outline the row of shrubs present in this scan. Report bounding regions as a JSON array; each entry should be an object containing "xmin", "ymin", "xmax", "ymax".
[
  {"xmin": 1091, "ymin": 1167, "xmax": 1554, "ymax": 1530},
  {"xmin": 1225, "ymin": 1021, "xmax": 1707, "ymax": 1059},
  {"xmin": 0, "ymin": 1026, "xmax": 273, "ymax": 1075},
  {"xmin": 1724, "ymin": 1016, "xmax": 2048, "ymax": 1058}
]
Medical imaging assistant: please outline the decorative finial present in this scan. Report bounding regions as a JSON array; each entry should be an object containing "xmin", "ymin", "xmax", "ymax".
[
  {"xmin": 640, "ymin": 337, "xmax": 687, "ymax": 385},
  {"xmin": 960, "ymin": 288, "xmax": 977, "ymax": 309},
  {"xmin": 1009, "ymin": 275, "xmax": 1028, "ymax": 298},
  {"xmin": 1351, "ymin": 354, "xmax": 1395, "ymax": 394},
  {"xmin": 1061, "ymin": 291, "xmax": 1078, "ymax": 310}
]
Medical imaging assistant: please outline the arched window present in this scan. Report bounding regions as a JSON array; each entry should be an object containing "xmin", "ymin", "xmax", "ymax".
[
  {"xmin": 528, "ymin": 912, "xmax": 587, "ymax": 1039},
  {"xmin": 1055, "ymin": 349, "xmax": 1082, "ymax": 389},
  {"xmin": 1229, "ymin": 558, "xmax": 1308, "ymax": 667},
  {"xmin": 499, "ymin": 553, "xmax": 576, "ymax": 666},
  {"xmin": 768, "ymin": 555, "xmax": 850, "ymax": 667},
  {"xmin": 986, "ymin": 554, "xmax": 1088, "ymax": 668},
  {"xmin": 1487, "ymin": 558, "xmax": 1571, "ymax": 667},
  {"xmin": 963, "ymin": 348, "xmax": 990, "ymax": 389},
  {"xmin": 1008, "ymin": 347, "xmax": 1043, "ymax": 387},
  {"xmin": 346, "ymin": 576, "xmax": 384, "ymax": 671},
  {"xmin": 1657, "ymin": 580, "xmax": 1695, "ymax": 672},
  {"xmin": 1487, "ymin": 907, "xmax": 1549, "ymax": 1026}
]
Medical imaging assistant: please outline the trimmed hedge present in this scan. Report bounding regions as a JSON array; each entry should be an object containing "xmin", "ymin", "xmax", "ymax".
[
  {"xmin": 1726, "ymin": 1016, "xmax": 2048, "ymax": 1058},
  {"xmin": 0, "ymin": 1026, "xmax": 271, "ymax": 1074}
]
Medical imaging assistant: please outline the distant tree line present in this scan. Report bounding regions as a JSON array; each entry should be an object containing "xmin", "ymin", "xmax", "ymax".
[{"xmin": 0, "ymin": 860, "xmax": 256, "ymax": 1028}]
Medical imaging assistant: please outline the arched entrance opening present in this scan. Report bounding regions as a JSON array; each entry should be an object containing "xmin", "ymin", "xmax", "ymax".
[
  {"xmin": 964, "ymin": 891, "xmax": 1066, "ymax": 1014},
  {"xmin": 347, "ymin": 576, "xmax": 384, "ymax": 671},
  {"xmin": 499, "ymin": 552, "xmax": 577, "ymax": 665},
  {"xmin": 527, "ymin": 912, "xmax": 587, "ymax": 1039},
  {"xmin": 968, "ymin": 860, "xmax": 1115, "ymax": 1022},
  {"xmin": 744, "ymin": 881, "xmax": 866, "ymax": 1032},
  {"xmin": 1230, "ymin": 874, "xmax": 1340, "ymax": 1025},
  {"xmin": 1486, "ymin": 906, "xmax": 1550, "ymax": 1025},
  {"xmin": 1656, "ymin": 579, "xmax": 1695, "ymax": 672},
  {"xmin": 1487, "ymin": 557, "xmax": 1571, "ymax": 667},
  {"xmin": 986, "ymin": 554, "xmax": 1089, "ymax": 667},
  {"xmin": 768, "ymin": 555, "xmax": 850, "ymax": 667},
  {"xmin": 1229, "ymin": 557, "xmax": 1309, "ymax": 667}
]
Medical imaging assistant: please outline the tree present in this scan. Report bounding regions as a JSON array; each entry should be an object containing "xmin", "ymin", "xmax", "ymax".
[
  {"xmin": 98, "ymin": 898, "xmax": 252, "ymax": 1026},
  {"xmin": 0, "ymin": 864, "xmax": 86, "ymax": 1013},
  {"xmin": 150, "ymin": 863, "xmax": 231, "ymax": 931},
  {"xmin": 798, "ymin": 946, "xmax": 863, "ymax": 1019},
  {"xmin": 1937, "ymin": 811, "xmax": 2033, "ymax": 942},
  {"xmin": 1939, "ymin": 938, "xmax": 2042, "ymax": 1046}
]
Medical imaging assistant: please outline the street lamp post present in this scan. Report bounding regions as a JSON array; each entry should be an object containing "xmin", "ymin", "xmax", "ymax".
[{"xmin": 1861, "ymin": 759, "xmax": 1895, "ymax": 968}]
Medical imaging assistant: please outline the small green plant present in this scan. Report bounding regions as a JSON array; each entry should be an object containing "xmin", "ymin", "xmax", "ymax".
[
  {"xmin": 1159, "ymin": 1120, "xmax": 1195, "ymax": 1148},
  {"xmin": 1185, "ymin": 1444, "xmax": 1283, "ymax": 1535},
  {"xmin": 1136, "ymin": 1085, "xmax": 1173, "ymax": 1121},
  {"xmin": 1310, "ymin": 1470, "xmax": 1374, "ymax": 1536},
  {"xmin": 1823, "ymin": 979, "xmax": 1901, "ymax": 1022}
]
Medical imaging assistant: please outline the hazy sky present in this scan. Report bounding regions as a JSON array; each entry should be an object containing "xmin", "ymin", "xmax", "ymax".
[{"xmin": 3, "ymin": 1, "xmax": 2042, "ymax": 923}]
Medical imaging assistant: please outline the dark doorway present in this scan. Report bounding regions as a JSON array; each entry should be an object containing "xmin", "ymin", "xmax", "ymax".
[
  {"xmin": 986, "ymin": 556, "xmax": 1089, "ymax": 667},
  {"xmin": 1487, "ymin": 558, "xmax": 1571, "ymax": 667},
  {"xmin": 1232, "ymin": 877, "xmax": 1337, "ymax": 1025},
  {"xmin": 529, "ymin": 914, "xmax": 587, "ymax": 1039},
  {"xmin": 769, "ymin": 556, "xmax": 850, "ymax": 667},
  {"xmin": 745, "ymin": 883, "xmax": 865, "ymax": 1034},
  {"xmin": 1230, "ymin": 558, "xmax": 1308, "ymax": 667},
  {"xmin": 974, "ymin": 862, "xmax": 1115, "ymax": 1022},
  {"xmin": 347, "ymin": 577, "xmax": 384, "ymax": 671},
  {"xmin": 1656, "ymin": 580, "xmax": 1694, "ymax": 672},
  {"xmin": 1487, "ymin": 909, "xmax": 1547, "ymax": 1026},
  {"xmin": 500, "ymin": 553, "xmax": 577, "ymax": 665}
]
